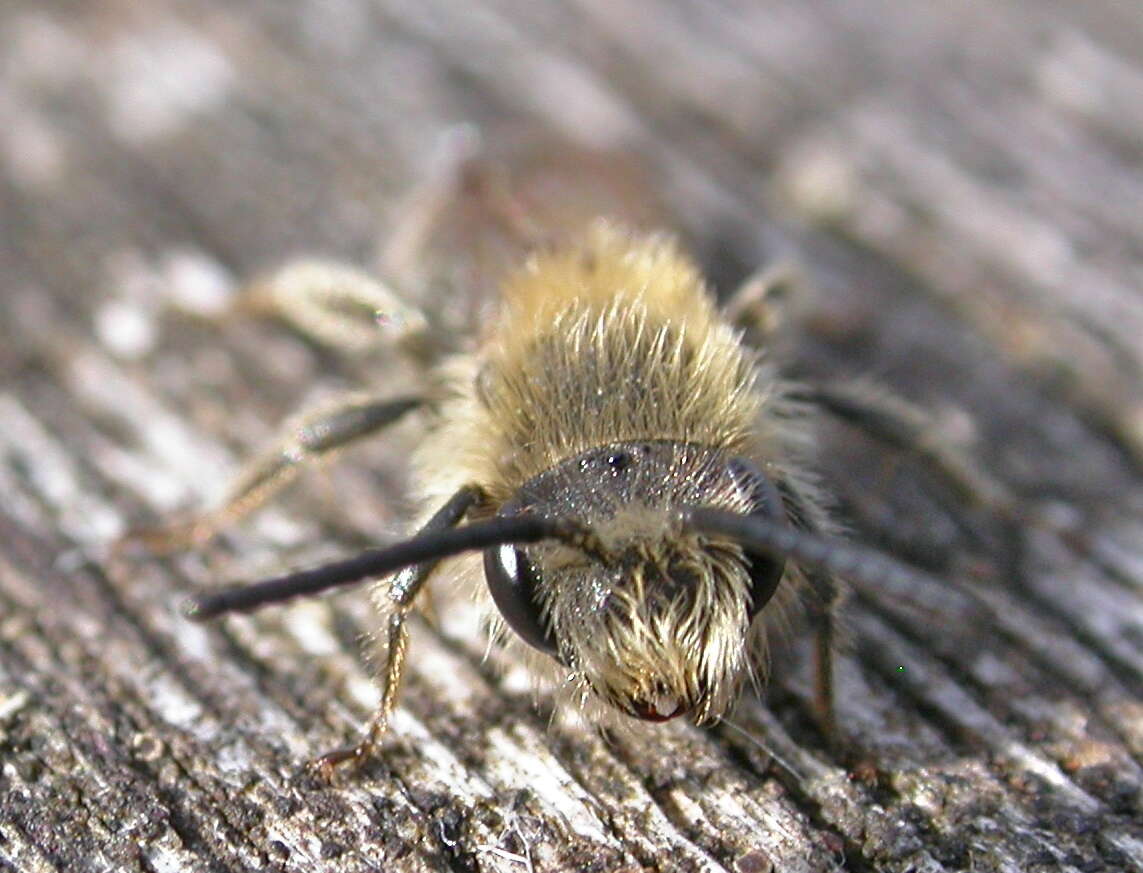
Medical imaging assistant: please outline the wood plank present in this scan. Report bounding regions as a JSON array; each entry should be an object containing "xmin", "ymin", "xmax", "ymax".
[{"xmin": 2, "ymin": 2, "xmax": 1140, "ymax": 871}]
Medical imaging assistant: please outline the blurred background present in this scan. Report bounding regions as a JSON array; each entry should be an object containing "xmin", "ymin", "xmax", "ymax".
[{"xmin": 1, "ymin": 2, "xmax": 1141, "ymax": 872}]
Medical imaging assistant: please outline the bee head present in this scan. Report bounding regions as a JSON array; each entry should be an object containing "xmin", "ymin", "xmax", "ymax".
[
  {"xmin": 483, "ymin": 441, "xmax": 786, "ymax": 723},
  {"xmin": 188, "ymin": 434, "xmax": 918, "ymax": 725}
]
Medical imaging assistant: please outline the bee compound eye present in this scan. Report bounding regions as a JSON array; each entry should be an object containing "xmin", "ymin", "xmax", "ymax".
[
  {"xmin": 727, "ymin": 458, "xmax": 789, "ymax": 618},
  {"xmin": 746, "ymin": 540, "xmax": 786, "ymax": 618},
  {"xmin": 483, "ymin": 544, "xmax": 560, "ymax": 657}
]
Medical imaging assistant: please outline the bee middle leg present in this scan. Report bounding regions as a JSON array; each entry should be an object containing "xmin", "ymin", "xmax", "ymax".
[
  {"xmin": 792, "ymin": 381, "xmax": 1017, "ymax": 513},
  {"xmin": 774, "ymin": 477, "xmax": 845, "ymax": 749},
  {"xmin": 806, "ymin": 570, "xmax": 842, "ymax": 750},
  {"xmin": 798, "ymin": 380, "xmax": 1121, "ymax": 584},
  {"xmin": 723, "ymin": 259, "xmax": 1014, "ymax": 515},
  {"xmin": 118, "ymin": 393, "xmax": 425, "ymax": 553}
]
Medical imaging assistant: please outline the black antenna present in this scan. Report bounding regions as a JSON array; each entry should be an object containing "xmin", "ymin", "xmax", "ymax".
[
  {"xmin": 186, "ymin": 515, "xmax": 597, "ymax": 621},
  {"xmin": 684, "ymin": 506, "xmax": 938, "ymax": 591}
]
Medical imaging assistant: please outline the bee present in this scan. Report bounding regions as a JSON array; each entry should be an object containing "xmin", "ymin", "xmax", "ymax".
[{"xmin": 135, "ymin": 138, "xmax": 988, "ymax": 775}]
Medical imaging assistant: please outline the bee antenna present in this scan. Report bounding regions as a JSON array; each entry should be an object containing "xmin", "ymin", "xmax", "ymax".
[
  {"xmin": 684, "ymin": 506, "xmax": 938, "ymax": 591},
  {"xmin": 185, "ymin": 515, "xmax": 599, "ymax": 621}
]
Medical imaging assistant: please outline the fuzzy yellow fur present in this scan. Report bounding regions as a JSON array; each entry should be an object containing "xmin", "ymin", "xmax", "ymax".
[{"xmin": 421, "ymin": 222, "xmax": 770, "ymax": 507}]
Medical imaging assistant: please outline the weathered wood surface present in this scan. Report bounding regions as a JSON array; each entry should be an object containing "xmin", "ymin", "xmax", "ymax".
[{"xmin": 2, "ymin": 2, "xmax": 1142, "ymax": 871}]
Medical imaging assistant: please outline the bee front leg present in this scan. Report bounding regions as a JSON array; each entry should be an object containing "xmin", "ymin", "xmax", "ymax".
[{"xmin": 312, "ymin": 485, "xmax": 484, "ymax": 778}]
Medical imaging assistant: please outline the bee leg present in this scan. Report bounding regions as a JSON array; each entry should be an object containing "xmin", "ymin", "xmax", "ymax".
[
  {"xmin": 375, "ymin": 125, "xmax": 488, "ymax": 279},
  {"xmin": 116, "ymin": 393, "xmax": 424, "ymax": 554},
  {"xmin": 722, "ymin": 261, "xmax": 808, "ymax": 346},
  {"xmin": 312, "ymin": 486, "xmax": 483, "ymax": 778},
  {"xmin": 218, "ymin": 139, "xmax": 485, "ymax": 362},
  {"xmin": 776, "ymin": 478, "xmax": 846, "ymax": 749},
  {"xmin": 312, "ymin": 607, "xmax": 411, "ymax": 778},
  {"xmin": 808, "ymin": 578, "xmax": 842, "ymax": 751},
  {"xmin": 795, "ymin": 381, "xmax": 1017, "ymax": 512},
  {"xmin": 800, "ymin": 380, "xmax": 1123, "ymax": 584},
  {"xmin": 377, "ymin": 125, "xmax": 552, "ymax": 283},
  {"xmin": 235, "ymin": 260, "xmax": 444, "ymax": 365}
]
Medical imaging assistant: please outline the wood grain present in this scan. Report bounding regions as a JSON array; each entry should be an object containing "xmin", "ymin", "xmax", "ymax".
[{"xmin": 1, "ymin": 2, "xmax": 1140, "ymax": 871}]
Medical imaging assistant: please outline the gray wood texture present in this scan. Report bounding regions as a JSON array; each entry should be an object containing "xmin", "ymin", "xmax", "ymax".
[{"xmin": 2, "ymin": 1, "xmax": 1141, "ymax": 871}]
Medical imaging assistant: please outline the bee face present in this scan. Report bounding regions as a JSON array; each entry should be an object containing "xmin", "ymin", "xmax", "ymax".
[{"xmin": 483, "ymin": 440, "xmax": 787, "ymax": 724}]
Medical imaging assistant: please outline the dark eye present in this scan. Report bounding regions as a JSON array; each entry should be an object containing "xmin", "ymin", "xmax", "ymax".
[
  {"xmin": 727, "ymin": 459, "xmax": 788, "ymax": 618},
  {"xmin": 483, "ymin": 544, "xmax": 559, "ymax": 656}
]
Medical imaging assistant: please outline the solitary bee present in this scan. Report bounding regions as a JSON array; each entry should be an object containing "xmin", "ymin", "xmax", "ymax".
[{"xmin": 139, "ymin": 141, "xmax": 987, "ymax": 774}]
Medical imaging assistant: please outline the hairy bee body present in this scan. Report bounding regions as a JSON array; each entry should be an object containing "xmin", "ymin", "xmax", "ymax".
[
  {"xmin": 168, "ymin": 146, "xmax": 1057, "ymax": 767},
  {"xmin": 175, "ymin": 211, "xmax": 847, "ymax": 762},
  {"xmin": 406, "ymin": 222, "xmax": 825, "ymax": 726}
]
